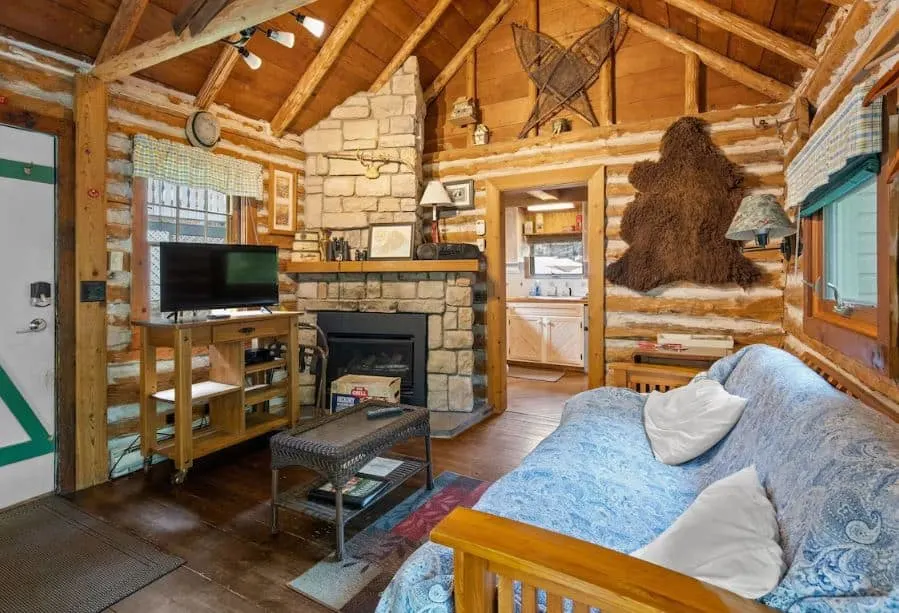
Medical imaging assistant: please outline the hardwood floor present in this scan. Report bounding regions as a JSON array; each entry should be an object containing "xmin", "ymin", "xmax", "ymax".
[{"xmin": 72, "ymin": 376, "xmax": 587, "ymax": 612}]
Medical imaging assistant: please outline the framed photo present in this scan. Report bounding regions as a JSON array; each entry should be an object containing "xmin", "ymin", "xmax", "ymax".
[
  {"xmin": 269, "ymin": 166, "xmax": 297, "ymax": 235},
  {"xmin": 368, "ymin": 223, "xmax": 415, "ymax": 260},
  {"xmin": 444, "ymin": 179, "xmax": 475, "ymax": 210}
]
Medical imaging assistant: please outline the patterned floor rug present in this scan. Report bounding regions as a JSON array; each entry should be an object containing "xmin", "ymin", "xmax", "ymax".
[{"xmin": 288, "ymin": 472, "xmax": 490, "ymax": 612}]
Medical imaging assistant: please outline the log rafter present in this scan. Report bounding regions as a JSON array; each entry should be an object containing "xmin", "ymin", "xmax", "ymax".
[
  {"xmin": 370, "ymin": 0, "xmax": 454, "ymax": 93},
  {"xmin": 580, "ymin": 0, "xmax": 793, "ymax": 101},
  {"xmin": 423, "ymin": 0, "xmax": 519, "ymax": 105},
  {"xmin": 96, "ymin": 0, "xmax": 150, "ymax": 64},
  {"xmin": 271, "ymin": 0, "xmax": 377, "ymax": 136},
  {"xmin": 658, "ymin": 0, "xmax": 818, "ymax": 69},
  {"xmin": 194, "ymin": 45, "xmax": 240, "ymax": 109},
  {"xmin": 91, "ymin": 0, "xmax": 316, "ymax": 82}
]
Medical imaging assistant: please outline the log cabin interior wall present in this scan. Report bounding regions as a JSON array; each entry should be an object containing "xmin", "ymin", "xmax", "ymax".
[
  {"xmin": 0, "ymin": 37, "xmax": 306, "ymax": 480},
  {"xmin": 780, "ymin": 0, "xmax": 899, "ymax": 418}
]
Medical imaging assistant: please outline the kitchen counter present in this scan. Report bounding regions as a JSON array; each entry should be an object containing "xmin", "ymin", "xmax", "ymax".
[{"xmin": 507, "ymin": 296, "xmax": 588, "ymax": 304}]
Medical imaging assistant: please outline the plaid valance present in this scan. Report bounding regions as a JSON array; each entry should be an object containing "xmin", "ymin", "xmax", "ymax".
[
  {"xmin": 132, "ymin": 134, "xmax": 263, "ymax": 199},
  {"xmin": 786, "ymin": 79, "xmax": 882, "ymax": 210}
]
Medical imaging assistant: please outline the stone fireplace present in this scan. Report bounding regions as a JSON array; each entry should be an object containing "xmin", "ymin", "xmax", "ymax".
[{"xmin": 293, "ymin": 57, "xmax": 488, "ymax": 432}]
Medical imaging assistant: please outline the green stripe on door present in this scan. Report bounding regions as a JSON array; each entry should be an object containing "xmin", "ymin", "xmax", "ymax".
[
  {"xmin": 0, "ymin": 366, "xmax": 53, "ymax": 466},
  {"xmin": 0, "ymin": 159, "xmax": 55, "ymax": 184}
]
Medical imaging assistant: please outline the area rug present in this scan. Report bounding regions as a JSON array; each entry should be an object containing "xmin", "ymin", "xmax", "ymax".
[
  {"xmin": 508, "ymin": 364, "xmax": 566, "ymax": 382},
  {"xmin": 0, "ymin": 496, "xmax": 183, "ymax": 613},
  {"xmin": 288, "ymin": 472, "xmax": 490, "ymax": 612}
]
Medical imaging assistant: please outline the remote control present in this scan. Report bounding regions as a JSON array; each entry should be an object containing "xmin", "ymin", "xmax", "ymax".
[{"xmin": 366, "ymin": 406, "xmax": 404, "ymax": 420}]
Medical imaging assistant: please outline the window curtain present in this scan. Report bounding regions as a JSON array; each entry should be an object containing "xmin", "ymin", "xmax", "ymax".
[
  {"xmin": 132, "ymin": 134, "xmax": 263, "ymax": 199},
  {"xmin": 786, "ymin": 78, "xmax": 883, "ymax": 212}
]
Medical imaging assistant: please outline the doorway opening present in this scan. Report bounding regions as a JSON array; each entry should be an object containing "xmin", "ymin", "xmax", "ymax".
[{"xmin": 483, "ymin": 167, "xmax": 605, "ymax": 415}]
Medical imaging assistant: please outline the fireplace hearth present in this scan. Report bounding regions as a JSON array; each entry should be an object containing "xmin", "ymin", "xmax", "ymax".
[{"xmin": 317, "ymin": 312, "xmax": 428, "ymax": 406}]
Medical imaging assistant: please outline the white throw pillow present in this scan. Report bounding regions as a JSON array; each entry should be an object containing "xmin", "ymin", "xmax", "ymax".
[
  {"xmin": 632, "ymin": 466, "xmax": 785, "ymax": 599},
  {"xmin": 643, "ymin": 378, "xmax": 747, "ymax": 465}
]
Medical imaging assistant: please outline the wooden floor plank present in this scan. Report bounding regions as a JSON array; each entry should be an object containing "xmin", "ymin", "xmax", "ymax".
[{"xmin": 76, "ymin": 375, "xmax": 588, "ymax": 612}]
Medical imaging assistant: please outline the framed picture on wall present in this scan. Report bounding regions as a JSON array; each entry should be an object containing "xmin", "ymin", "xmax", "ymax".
[
  {"xmin": 368, "ymin": 223, "xmax": 415, "ymax": 260},
  {"xmin": 269, "ymin": 166, "xmax": 297, "ymax": 235},
  {"xmin": 444, "ymin": 179, "xmax": 475, "ymax": 210}
]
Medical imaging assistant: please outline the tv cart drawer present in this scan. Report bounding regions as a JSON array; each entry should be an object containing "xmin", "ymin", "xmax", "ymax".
[{"xmin": 213, "ymin": 318, "xmax": 290, "ymax": 343}]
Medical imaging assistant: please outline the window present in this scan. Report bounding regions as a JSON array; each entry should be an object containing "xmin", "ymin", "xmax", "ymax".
[
  {"xmin": 528, "ymin": 238, "xmax": 584, "ymax": 277},
  {"xmin": 144, "ymin": 178, "xmax": 232, "ymax": 314},
  {"xmin": 822, "ymin": 176, "xmax": 878, "ymax": 307}
]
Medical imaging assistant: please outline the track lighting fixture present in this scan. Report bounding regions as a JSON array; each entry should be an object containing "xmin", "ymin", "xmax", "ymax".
[
  {"xmin": 237, "ymin": 47, "xmax": 262, "ymax": 70},
  {"xmin": 291, "ymin": 12, "xmax": 326, "ymax": 38},
  {"xmin": 265, "ymin": 28, "xmax": 295, "ymax": 48}
]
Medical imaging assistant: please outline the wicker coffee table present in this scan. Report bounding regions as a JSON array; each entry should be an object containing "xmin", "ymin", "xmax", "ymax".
[{"xmin": 269, "ymin": 400, "xmax": 432, "ymax": 560}]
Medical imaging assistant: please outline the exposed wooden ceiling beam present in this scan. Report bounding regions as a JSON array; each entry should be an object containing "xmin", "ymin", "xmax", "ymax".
[
  {"xmin": 820, "ymin": 0, "xmax": 852, "ymax": 6},
  {"xmin": 91, "ymin": 0, "xmax": 316, "ymax": 82},
  {"xmin": 424, "ymin": 0, "xmax": 519, "ymax": 104},
  {"xmin": 271, "ymin": 0, "xmax": 377, "ymax": 136},
  {"xmin": 658, "ymin": 0, "xmax": 818, "ymax": 69},
  {"xmin": 370, "ymin": 0, "xmax": 454, "ymax": 93},
  {"xmin": 95, "ymin": 0, "xmax": 149, "ymax": 64},
  {"xmin": 194, "ymin": 45, "xmax": 240, "ymax": 109},
  {"xmin": 581, "ymin": 0, "xmax": 793, "ymax": 101}
]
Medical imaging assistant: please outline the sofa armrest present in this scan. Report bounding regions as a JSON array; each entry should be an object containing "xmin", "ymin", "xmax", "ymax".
[{"xmin": 431, "ymin": 508, "xmax": 774, "ymax": 613}]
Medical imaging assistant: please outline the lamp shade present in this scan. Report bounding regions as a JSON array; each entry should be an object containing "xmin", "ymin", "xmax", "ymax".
[
  {"xmin": 726, "ymin": 194, "xmax": 796, "ymax": 243},
  {"xmin": 419, "ymin": 180, "xmax": 452, "ymax": 207}
]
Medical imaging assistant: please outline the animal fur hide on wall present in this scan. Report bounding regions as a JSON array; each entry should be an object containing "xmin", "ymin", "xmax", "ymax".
[{"xmin": 606, "ymin": 117, "xmax": 761, "ymax": 291}]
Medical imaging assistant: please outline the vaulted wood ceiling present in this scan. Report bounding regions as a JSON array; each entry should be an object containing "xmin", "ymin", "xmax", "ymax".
[{"xmin": 0, "ymin": 0, "xmax": 837, "ymax": 136}]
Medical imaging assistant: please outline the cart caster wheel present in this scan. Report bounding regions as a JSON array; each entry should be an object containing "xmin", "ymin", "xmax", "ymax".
[{"xmin": 171, "ymin": 470, "xmax": 187, "ymax": 485}]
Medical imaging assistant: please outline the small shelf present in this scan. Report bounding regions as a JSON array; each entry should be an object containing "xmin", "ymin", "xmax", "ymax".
[
  {"xmin": 152, "ymin": 381, "xmax": 241, "ymax": 404},
  {"xmin": 245, "ymin": 412, "xmax": 289, "ymax": 436},
  {"xmin": 245, "ymin": 381, "xmax": 288, "ymax": 405},
  {"xmin": 245, "ymin": 359, "xmax": 286, "ymax": 375},
  {"xmin": 285, "ymin": 259, "xmax": 480, "ymax": 274}
]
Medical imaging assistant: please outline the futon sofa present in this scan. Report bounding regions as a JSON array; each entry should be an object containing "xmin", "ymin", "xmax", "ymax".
[{"xmin": 376, "ymin": 345, "xmax": 899, "ymax": 612}]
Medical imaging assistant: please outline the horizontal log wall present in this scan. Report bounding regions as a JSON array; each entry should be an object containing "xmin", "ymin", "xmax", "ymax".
[
  {"xmin": 426, "ymin": 103, "xmax": 787, "ymax": 368},
  {"xmin": 0, "ymin": 36, "xmax": 306, "ymax": 478}
]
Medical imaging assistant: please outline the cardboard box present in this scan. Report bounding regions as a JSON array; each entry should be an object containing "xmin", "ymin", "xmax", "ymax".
[{"xmin": 330, "ymin": 374, "xmax": 401, "ymax": 413}]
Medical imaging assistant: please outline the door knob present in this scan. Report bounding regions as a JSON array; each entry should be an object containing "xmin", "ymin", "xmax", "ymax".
[{"xmin": 17, "ymin": 318, "xmax": 47, "ymax": 334}]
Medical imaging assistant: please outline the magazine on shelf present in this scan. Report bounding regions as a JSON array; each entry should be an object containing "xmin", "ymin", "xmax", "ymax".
[
  {"xmin": 358, "ymin": 457, "xmax": 403, "ymax": 478},
  {"xmin": 308, "ymin": 476, "xmax": 389, "ymax": 508}
]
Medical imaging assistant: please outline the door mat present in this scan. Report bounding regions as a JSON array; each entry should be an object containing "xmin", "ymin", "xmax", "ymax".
[
  {"xmin": 508, "ymin": 365, "xmax": 566, "ymax": 382},
  {"xmin": 0, "ymin": 496, "xmax": 183, "ymax": 613},
  {"xmin": 288, "ymin": 472, "xmax": 490, "ymax": 612}
]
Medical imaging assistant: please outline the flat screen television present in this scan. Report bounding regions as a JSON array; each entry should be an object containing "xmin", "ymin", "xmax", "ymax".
[{"xmin": 159, "ymin": 243, "xmax": 279, "ymax": 313}]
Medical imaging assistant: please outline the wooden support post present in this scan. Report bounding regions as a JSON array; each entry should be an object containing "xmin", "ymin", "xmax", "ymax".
[
  {"xmin": 424, "ymin": 0, "xmax": 518, "ymax": 104},
  {"xmin": 685, "ymin": 52, "xmax": 701, "ymax": 115},
  {"xmin": 587, "ymin": 167, "xmax": 606, "ymax": 388},
  {"xmin": 370, "ymin": 0, "xmax": 454, "ymax": 92},
  {"xmin": 74, "ymin": 75, "xmax": 109, "ymax": 489},
  {"xmin": 271, "ymin": 0, "xmax": 377, "ymax": 135},
  {"xmin": 527, "ymin": 0, "xmax": 539, "ymax": 136},
  {"xmin": 485, "ymin": 180, "xmax": 507, "ymax": 414},
  {"xmin": 599, "ymin": 54, "xmax": 613, "ymax": 126},
  {"xmin": 466, "ymin": 52, "xmax": 477, "ymax": 147}
]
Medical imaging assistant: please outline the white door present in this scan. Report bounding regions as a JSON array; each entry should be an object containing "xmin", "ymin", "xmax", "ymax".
[
  {"xmin": 546, "ymin": 316, "xmax": 584, "ymax": 367},
  {"xmin": 0, "ymin": 124, "xmax": 57, "ymax": 509}
]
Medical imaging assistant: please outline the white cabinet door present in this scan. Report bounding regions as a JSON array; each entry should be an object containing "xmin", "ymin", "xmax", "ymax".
[
  {"xmin": 545, "ymin": 316, "xmax": 584, "ymax": 367},
  {"xmin": 507, "ymin": 313, "xmax": 544, "ymax": 362}
]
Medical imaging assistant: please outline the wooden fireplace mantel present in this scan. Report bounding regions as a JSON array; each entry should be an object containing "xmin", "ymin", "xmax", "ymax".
[{"xmin": 285, "ymin": 259, "xmax": 481, "ymax": 274}]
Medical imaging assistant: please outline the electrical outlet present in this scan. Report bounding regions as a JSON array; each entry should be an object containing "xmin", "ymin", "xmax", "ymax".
[{"xmin": 477, "ymin": 238, "xmax": 486, "ymax": 251}]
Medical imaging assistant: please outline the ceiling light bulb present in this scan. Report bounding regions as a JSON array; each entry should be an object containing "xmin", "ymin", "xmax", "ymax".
[
  {"xmin": 267, "ymin": 29, "xmax": 295, "ymax": 48},
  {"xmin": 297, "ymin": 15, "xmax": 326, "ymax": 38},
  {"xmin": 238, "ymin": 47, "xmax": 262, "ymax": 70}
]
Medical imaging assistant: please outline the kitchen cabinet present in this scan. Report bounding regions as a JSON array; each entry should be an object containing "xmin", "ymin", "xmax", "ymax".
[{"xmin": 506, "ymin": 302, "xmax": 585, "ymax": 368}]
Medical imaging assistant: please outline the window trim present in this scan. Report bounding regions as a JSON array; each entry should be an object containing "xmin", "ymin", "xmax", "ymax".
[{"xmin": 802, "ymin": 91, "xmax": 897, "ymax": 375}]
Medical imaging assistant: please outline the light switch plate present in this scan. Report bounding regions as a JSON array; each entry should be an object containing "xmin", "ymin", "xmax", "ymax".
[
  {"xmin": 475, "ymin": 220, "xmax": 486, "ymax": 236},
  {"xmin": 109, "ymin": 251, "xmax": 124, "ymax": 272}
]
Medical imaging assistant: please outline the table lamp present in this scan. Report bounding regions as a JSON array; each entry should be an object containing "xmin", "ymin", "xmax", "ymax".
[
  {"xmin": 419, "ymin": 180, "xmax": 452, "ymax": 243},
  {"xmin": 726, "ymin": 194, "xmax": 796, "ymax": 248}
]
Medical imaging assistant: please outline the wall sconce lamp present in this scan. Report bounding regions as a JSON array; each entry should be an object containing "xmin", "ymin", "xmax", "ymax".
[{"xmin": 726, "ymin": 194, "xmax": 801, "ymax": 261}]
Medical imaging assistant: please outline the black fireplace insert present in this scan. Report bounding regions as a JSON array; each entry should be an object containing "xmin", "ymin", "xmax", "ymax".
[{"xmin": 316, "ymin": 311, "xmax": 428, "ymax": 406}]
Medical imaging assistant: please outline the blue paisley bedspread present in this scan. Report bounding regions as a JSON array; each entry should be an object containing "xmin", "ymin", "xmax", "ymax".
[{"xmin": 376, "ymin": 345, "xmax": 899, "ymax": 613}]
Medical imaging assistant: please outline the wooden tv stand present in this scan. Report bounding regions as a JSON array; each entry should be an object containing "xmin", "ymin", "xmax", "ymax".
[{"xmin": 134, "ymin": 312, "xmax": 300, "ymax": 484}]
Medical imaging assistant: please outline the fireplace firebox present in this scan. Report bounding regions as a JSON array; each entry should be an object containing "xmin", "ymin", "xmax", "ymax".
[{"xmin": 316, "ymin": 312, "xmax": 428, "ymax": 406}]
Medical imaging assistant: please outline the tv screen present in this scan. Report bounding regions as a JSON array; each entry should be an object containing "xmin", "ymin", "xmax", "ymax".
[{"xmin": 159, "ymin": 243, "xmax": 279, "ymax": 312}]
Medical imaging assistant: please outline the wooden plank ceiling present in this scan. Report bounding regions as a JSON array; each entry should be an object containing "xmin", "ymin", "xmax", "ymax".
[{"xmin": 0, "ymin": 0, "xmax": 835, "ymax": 136}]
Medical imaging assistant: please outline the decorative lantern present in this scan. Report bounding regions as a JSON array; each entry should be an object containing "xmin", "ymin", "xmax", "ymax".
[{"xmin": 473, "ymin": 124, "xmax": 490, "ymax": 146}]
